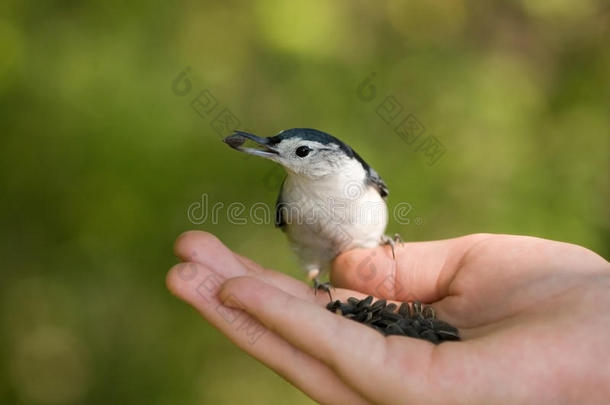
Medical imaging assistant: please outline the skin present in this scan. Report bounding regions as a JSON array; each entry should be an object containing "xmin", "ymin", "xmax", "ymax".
[{"xmin": 166, "ymin": 231, "xmax": 610, "ymax": 405}]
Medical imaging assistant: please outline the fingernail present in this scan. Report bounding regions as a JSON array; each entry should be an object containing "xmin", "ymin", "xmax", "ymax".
[
  {"xmin": 218, "ymin": 276, "xmax": 254, "ymax": 308},
  {"xmin": 218, "ymin": 282, "xmax": 238, "ymax": 307},
  {"xmin": 222, "ymin": 293, "xmax": 244, "ymax": 310}
]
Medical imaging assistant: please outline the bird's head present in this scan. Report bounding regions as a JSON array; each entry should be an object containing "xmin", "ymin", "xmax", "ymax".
[{"xmin": 224, "ymin": 128, "xmax": 359, "ymax": 179}]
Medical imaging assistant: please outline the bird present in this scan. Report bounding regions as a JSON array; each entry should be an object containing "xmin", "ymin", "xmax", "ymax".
[{"xmin": 223, "ymin": 128, "xmax": 395, "ymax": 298}]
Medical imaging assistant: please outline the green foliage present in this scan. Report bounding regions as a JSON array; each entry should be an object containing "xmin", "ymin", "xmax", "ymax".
[{"xmin": 1, "ymin": 1, "xmax": 608, "ymax": 403}]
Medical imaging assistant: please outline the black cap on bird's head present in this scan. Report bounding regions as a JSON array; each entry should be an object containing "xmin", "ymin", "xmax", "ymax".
[{"xmin": 223, "ymin": 128, "xmax": 388, "ymax": 196}]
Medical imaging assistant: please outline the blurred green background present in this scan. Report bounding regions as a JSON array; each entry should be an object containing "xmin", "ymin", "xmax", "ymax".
[{"xmin": 1, "ymin": 0, "xmax": 609, "ymax": 403}]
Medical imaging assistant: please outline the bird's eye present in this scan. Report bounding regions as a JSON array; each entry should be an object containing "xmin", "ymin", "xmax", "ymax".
[{"xmin": 295, "ymin": 146, "xmax": 311, "ymax": 157}]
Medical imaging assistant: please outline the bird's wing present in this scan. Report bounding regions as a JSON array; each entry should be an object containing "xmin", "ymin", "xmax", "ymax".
[
  {"xmin": 366, "ymin": 166, "xmax": 389, "ymax": 197},
  {"xmin": 351, "ymin": 149, "xmax": 389, "ymax": 198},
  {"xmin": 275, "ymin": 178, "xmax": 287, "ymax": 230}
]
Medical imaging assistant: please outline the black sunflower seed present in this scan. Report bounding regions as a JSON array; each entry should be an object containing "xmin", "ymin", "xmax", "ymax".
[
  {"xmin": 325, "ymin": 296, "xmax": 460, "ymax": 344},
  {"xmin": 412, "ymin": 301, "xmax": 423, "ymax": 315},
  {"xmin": 368, "ymin": 315, "xmax": 382, "ymax": 324},
  {"xmin": 376, "ymin": 319, "xmax": 397, "ymax": 328},
  {"xmin": 371, "ymin": 299, "xmax": 386, "ymax": 311},
  {"xmin": 358, "ymin": 295, "xmax": 373, "ymax": 308},
  {"xmin": 398, "ymin": 302, "xmax": 411, "ymax": 317},
  {"xmin": 435, "ymin": 329, "xmax": 461, "ymax": 340},
  {"xmin": 326, "ymin": 300, "xmax": 340, "ymax": 311},
  {"xmin": 422, "ymin": 305, "xmax": 436, "ymax": 319},
  {"xmin": 355, "ymin": 311, "xmax": 369, "ymax": 322},
  {"xmin": 420, "ymin": 330, "xmax": 440, "ymax": 344},
  {"xmin": 339, "ymin": 303, "xmax": 357, "ymax": 314},
  {"xmin": 385, "ymin": 323, "xmax": 405, "ymax": 335},
  {"xmin": 402, "ymin": 324, "xmax": 420, "ymax": 338},
  {"xmin": 421, "ymin": 319, "xmax": 435, "ymax": 329},
  {"xmin": 382, "ymin": 311, "xmax": 402, "ymax": 322},
  {"xmin": 397, "ymin": 318, "xmax": 413, "ymax": 329}
]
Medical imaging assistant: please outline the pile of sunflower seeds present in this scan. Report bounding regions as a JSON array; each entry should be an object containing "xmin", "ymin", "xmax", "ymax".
[{"xmin": 326, "ymin": 296, "xmax": 460, "ymax": 344}]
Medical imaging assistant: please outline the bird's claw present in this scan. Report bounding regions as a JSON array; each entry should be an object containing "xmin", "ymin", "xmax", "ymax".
[
  {"xmin": 313, "ymin": 278, "xmax": 334, "ymax": 302},
  {"xmin": 382, "ymin": 233, "xmax": 402, "ymax": 259}
]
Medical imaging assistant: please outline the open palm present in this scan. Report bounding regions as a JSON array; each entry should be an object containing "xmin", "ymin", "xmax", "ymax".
[{"xmin": 167, "ymin": 231, "xmax": 610, "ymax": 404}]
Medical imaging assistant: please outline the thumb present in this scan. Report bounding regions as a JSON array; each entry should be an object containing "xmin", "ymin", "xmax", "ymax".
[{"xmin": 330, "ymin": 236, "xmax": 481, "ymax": 302}]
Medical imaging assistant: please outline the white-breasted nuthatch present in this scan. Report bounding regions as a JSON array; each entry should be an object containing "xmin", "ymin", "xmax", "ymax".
[{"xmin": 224, "ymin": 128, "xmax": 395, "ymax": 296}]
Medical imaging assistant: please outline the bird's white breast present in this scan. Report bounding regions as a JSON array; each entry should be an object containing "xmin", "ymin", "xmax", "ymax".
[{"xmin": 280, "ymin": 160, "xmax": 388, "ymax": 272}]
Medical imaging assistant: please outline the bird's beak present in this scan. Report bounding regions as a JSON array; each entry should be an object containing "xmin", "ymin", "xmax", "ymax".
[{"xmin": 223, "ymin": 131, "xmax": 279, "ymax": 158}]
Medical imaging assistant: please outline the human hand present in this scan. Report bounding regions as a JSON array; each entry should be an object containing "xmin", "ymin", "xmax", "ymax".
[{"xmin": 166, "ymin": 231, "xmax": 610, "ymax": 404}]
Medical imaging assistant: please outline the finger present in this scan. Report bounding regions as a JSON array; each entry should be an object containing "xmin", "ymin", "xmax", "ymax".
[
  {"xmin": 331, "ymin": 234, "xmax": 492, "ymax": 303},
  {"xmin": 220, "ymin": 276, "xmax": 437, "ymax": 404},
  {"xmin": 233, "ymin": 252, "xmax": 266, "ymax": 273},
  {"xmin": 174, "ymin": 231, "xmax": 252, "ymax": 278},
  {"xmin": 174, "ymin": 231, "xmax": 401, "ymax": 317},
  {"xmin": 174, "ymin": 231, "xmax": 320, "ymax": 298},
  {"xmin": 166, "ymin": 262, "xmax": 369, "ymax": 405}
]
